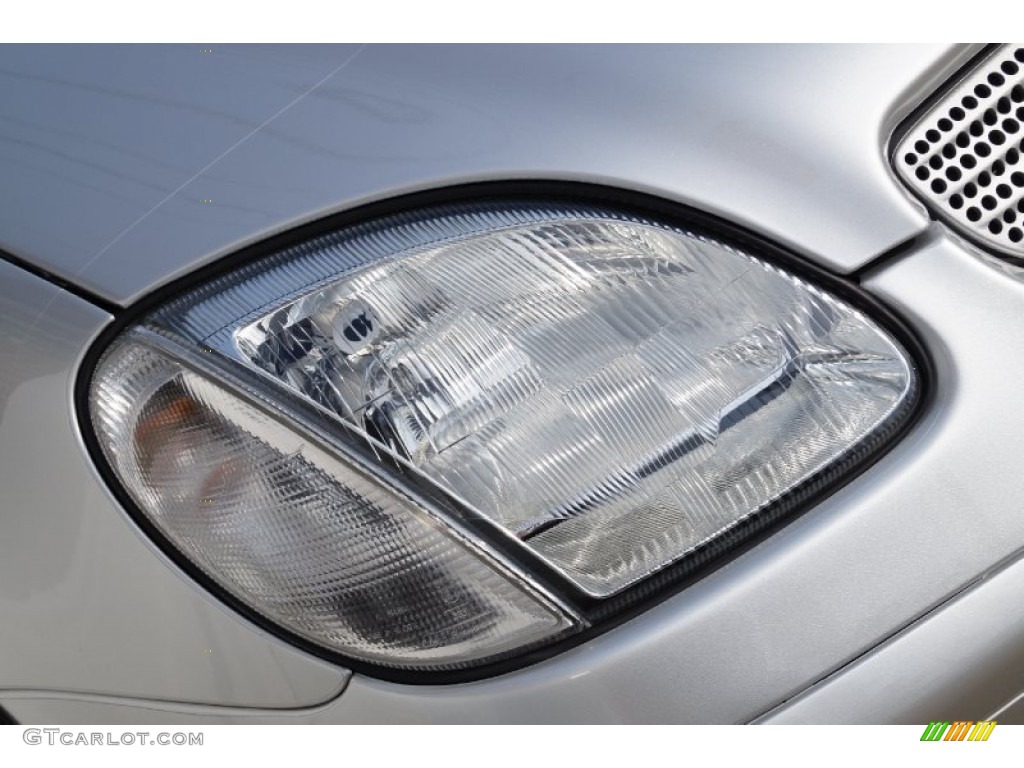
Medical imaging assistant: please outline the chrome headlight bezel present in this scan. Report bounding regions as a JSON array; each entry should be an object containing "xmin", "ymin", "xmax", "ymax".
[{"xmin": 75, "ymin": 183, "xmax": 929, "ymax": 683}]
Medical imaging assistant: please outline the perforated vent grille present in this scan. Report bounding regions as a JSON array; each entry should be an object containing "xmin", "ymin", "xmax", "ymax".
[{"xmin": 895, "ymin": 45, "xmax": 1024, "ymax": 255}]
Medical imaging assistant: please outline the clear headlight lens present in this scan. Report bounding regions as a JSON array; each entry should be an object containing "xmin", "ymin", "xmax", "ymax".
[
  {"xmin": 92, "ymin": 341, "xmax": 573, "ymax": 669},
  {"xmin": 88, "ymin": 200, "xmax": 918, "ymax": 670}
]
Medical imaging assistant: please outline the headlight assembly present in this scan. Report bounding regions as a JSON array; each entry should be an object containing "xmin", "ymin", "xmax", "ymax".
[{"xmin": 85, "ymin": 195, "xmax": 920, "ymax": 676}]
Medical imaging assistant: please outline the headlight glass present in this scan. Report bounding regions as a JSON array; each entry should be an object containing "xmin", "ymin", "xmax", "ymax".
[
  {"xmin": 88, "ymin": 199, "xmax": 918, "ymax": 671},
  {"xmin": 92, "ymin": 340, "xmax": 574, "ymax": 669}
]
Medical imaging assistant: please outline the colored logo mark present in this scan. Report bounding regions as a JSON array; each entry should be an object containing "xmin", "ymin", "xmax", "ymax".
[{"xmin": 920, "ymin": 721, "xmax": 996, "ymax": 741}]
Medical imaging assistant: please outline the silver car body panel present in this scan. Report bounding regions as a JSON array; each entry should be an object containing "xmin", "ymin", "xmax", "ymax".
[
  {"xmin": 2, "ymin": 44, "xmax": 1018, "ymax": 724},
  {"xmin": 0, "ymin": 44, "xmax": 970, "ymax": 306},
  {"xmin": 760, "ymin": 546, "xmax": 1024, "ymax": 724}
]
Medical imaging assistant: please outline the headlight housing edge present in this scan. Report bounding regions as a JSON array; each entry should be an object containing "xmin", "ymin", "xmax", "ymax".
[{"xmin": 76, "ymin": 182, "xmax": 928, "ymax": 683}]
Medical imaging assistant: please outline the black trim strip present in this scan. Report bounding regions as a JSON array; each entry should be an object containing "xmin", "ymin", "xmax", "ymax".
[
  {"xmin": 0, "ymin": 247, "xmax": 119, "ymax": 316},
  {"xmin": 848, "ymin": 228, "xmax": 935, "ymax": 283},
  {"xmin": 0, "ymin": 704, "xmax": 18, "ymax": 725},
  {"xmin": 72, "ymin": 180, "xmax": 932, "ymax": 685}
]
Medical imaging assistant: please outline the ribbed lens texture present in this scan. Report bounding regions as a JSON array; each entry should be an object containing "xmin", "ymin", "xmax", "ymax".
[
  {"xmin": 211, "ymin": 206, "xmax": 915, "ymax": 596},
  {"xmin": 90, "ymin": 340, "xmax": 571, "ymax": 669}
]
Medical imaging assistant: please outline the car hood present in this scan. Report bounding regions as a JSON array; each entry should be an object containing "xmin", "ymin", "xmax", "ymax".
[{"xmin": 0, "ymin": 44, "xmax": 973, "ymax": 306}]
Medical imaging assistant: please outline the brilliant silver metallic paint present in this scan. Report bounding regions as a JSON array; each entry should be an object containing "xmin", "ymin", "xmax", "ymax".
[
  {"xmin": 760, "ymin": 546, "xmax": 1024, "ymax": 724},
  {"xmin": 0, "ymin": 44, "xmax": 968, "ymax": 306},
  {"xmin": 2, "ymin": 43, "xmax": 1018, "ymax": 724}
]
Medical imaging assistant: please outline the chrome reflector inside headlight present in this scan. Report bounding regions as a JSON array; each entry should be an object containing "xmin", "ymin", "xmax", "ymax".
[{"xmin": 87, "ymin": 198, "xmax": 919, "ymax": 672}]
